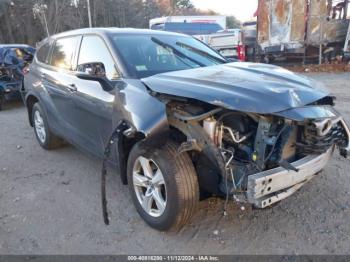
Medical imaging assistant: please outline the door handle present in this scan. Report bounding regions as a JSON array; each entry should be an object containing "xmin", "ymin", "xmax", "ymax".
[{"xmin": 67, "ymin": 83, "xmax": 77, "ymax": 92}]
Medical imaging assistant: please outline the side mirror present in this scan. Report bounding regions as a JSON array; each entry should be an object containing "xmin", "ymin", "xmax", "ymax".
[{"xmin": 76, "ymin": 62, "xmax": 113, "ymax": 91}]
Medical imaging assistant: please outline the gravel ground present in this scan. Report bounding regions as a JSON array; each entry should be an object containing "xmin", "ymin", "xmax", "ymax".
[{"xmin": 1, "ymin": 73, "xmax": 350, "ymax": 255}]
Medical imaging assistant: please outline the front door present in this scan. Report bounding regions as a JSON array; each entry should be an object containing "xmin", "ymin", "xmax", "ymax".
[{"xmin": 69, "ymin": 35, "xmax": 120, "ymax": 156}]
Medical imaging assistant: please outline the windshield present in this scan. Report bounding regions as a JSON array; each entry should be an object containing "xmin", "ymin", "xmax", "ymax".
[{"xmin": 111, "ymin": 34, "xmax": 227, "ymax": 78}]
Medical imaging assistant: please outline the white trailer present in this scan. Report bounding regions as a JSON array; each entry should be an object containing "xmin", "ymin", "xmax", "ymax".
[{"xmin": 150, "ymin": 16, "xmax": 227, "ymax": 30}]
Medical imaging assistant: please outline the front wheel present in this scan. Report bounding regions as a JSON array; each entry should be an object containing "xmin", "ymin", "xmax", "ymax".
[{"xmin": 127, "ymin": 140, "xmax": 199, "ymax": 231}]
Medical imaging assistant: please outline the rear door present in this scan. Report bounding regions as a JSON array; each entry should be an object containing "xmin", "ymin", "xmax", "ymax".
[{"xmin": 41, "ymin": 35, "xmax": 82, "ymax": 142}]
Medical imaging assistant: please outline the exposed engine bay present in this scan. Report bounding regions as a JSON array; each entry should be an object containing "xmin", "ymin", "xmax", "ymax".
[{"xmin": 165, "ymin": 98, "xmax": 350, "ymax": 207}]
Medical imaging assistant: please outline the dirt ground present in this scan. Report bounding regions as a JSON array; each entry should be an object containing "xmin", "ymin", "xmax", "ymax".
[
  {"xmin": 1, "ymin": 73, "xmax": 350, "ymax": 255},
  {"xmin": 285, "ymin": 63, "xmax": 350, "ymax": 73}
]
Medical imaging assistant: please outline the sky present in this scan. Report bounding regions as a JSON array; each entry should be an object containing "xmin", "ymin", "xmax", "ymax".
[{"xmin": 191, "ymin": 0, "xmax": 258, "ymax": 22}]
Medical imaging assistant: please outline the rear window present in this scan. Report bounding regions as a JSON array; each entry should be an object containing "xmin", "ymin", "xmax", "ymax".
[
  {"xmin": 50, "ymin": 36, "xmax": 80, "ymax": 70},
  {"xmin": 36, "ymin": 42, "xmax": 51, "ymax": 64}
]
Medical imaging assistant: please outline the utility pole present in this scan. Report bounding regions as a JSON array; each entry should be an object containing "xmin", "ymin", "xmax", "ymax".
[{"xmin": 87, "ymin": 0, "xmax": 92, "ymax": 28}]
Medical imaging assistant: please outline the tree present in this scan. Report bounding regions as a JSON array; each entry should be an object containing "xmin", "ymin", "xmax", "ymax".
[
  {"xmin": 33, "ymin": 2, "xmax": 50, "ymax": 37},
  {"xmin": 144, "ymin": 0, "xmax": 161, "ymax": 27},
  {"xmin": 226, "ymin": 15, "xmax": 241, "ymax": 29},
  {"xmin": 0, "ymin": 0, "xmax": 240, "ymax": 45},
  {"xmin": 173, "ymin": 0, "xmax": 194, "ymax": 9},
  {"xmin": 169, "ymin": 0, "xmax": 195, "ymax": 14},
  {"xmin": 0, "ymin": 0, "xmax": 14, "ymax": 43}
]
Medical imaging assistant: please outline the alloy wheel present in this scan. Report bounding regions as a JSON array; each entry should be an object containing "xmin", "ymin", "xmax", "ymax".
[
  {"xmin": 34, "ymin": 110, "xmax": 46, "ymax": 143},
  {"xmin": 132, "ymin": 156, "xmax": 167, "ymax": 217}
]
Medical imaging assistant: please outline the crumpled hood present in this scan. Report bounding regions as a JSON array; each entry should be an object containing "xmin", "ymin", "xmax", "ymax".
[{"xmin": 141, "ymin": 62, "xmax": 329, "ymax": 114}]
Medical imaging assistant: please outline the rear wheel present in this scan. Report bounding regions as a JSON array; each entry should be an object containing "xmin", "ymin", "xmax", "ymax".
[
  {"xmin": 127, "ymin": 140, "xmax": 199, "ymax": 231},
  {"xmin": 32, "ymin": 103, "xmax": 62, "ymax": 150}
]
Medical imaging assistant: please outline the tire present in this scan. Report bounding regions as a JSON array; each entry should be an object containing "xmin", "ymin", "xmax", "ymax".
[
  {"xmin": 32, "ymin": 102, "xmax": 62, "ymax": 150},
  {"xmin": 127, "ymin": 140, "xmax": 199, "ymax": 232}
]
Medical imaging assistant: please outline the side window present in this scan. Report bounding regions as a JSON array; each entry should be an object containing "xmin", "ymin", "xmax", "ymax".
[
  {"xmin": 36, "ymin": 42, "xmax": 51, "ymax": 64},
  {"xmin": 51, "ymin": 36, "xmax": 80, "ymax": 70},
  {"xmin": 78, "ymin": 35, "xmax": 119, "ymax": 80}
]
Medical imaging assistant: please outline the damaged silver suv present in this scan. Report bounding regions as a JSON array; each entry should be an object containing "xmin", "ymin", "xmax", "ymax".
[{"xmin": 23, "ymin": 28, "xmax": 350, "ymax": 231}]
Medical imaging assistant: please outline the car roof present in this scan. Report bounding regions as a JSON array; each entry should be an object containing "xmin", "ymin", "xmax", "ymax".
[{"xmin": 48, "ymin": 27, "xmax": 189, "ymax": 40}]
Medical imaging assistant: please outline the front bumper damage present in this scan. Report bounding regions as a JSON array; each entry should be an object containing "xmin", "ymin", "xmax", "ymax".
[
  {"xmin": 247, "ymin": 118, "xmax": 350, "ymax": 208},
  {"xmin": 247, "ymin": 147, "xmax": 333, "ymax": 208}
]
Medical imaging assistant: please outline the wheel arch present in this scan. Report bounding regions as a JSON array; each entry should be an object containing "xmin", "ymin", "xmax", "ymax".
[
  {"xmin": 117, "ymin": 123, "xmax": 146, "ymax": 185},
  {"xmin": 113, "ymin": 119, "xmax": 170, "ymax": 185},
  {"xmin": 116, "ymin": 109, "xmax": 225, "ymax": 194}
]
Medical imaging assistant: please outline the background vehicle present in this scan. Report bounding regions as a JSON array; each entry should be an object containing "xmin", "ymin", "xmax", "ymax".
[
  {"xmin": 149, "ymin": 16, "xmax": 256, "ymax": 62},
  {"xmin": 150, "ymin": 16, "xmax": 227, "ymax": 32},
  {"xmin": 205, "ymin": 29, "xmax": 248, "ymax": 61},
  {"xmin": 0, "ymin": 44, "xmax": 35, "ymax": 110},
  {"xmin": 257, "ymin": 0, "xmax": 350, "ymax": 63},
  {"xmin": 23, "ymin": 28, "xmax": 350, "ymax": 232},
  {"xmin": 242, "ymin": 21, "xmax": 257, "ymax": 62},
  {"xmin": 198, "ymin": 23, "xmax": 257, "ymax": 62},
  {"xmin": 151, "ymin": 22, "xmax": 223, "ymax": 36}
]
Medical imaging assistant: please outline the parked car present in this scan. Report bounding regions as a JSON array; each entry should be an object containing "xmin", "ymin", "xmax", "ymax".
[
  {"xmin": 205, "ymin": 29, "xmax": 244, "ymax": 60},
  {"xmin": 23, "ymin": 28, "xmax": 350, "ymax": 231},
  {"xmin": 0, "ymin": 44, "xmax": 35, "ymax": 110}
]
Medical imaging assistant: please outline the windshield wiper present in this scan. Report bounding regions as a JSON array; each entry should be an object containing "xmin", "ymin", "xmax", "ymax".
[
  {"xmin": 176, "ymin": 41, "xmax": 227, "ymax": 64},
  {"xmin": 151, "ymin": 37, "xmax": 205, "ymax": 67}
]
